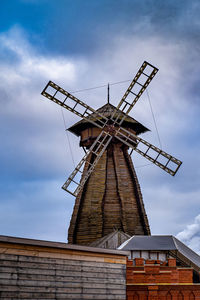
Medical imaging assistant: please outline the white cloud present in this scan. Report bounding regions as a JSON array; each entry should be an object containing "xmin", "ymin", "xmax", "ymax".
[
  {"xmin": 0, "ymin": 27, "xmax": 85, "ymax": 178},
  {"xmin": 0, "ymin": 26, "xmax": 77, "ymax": 83},
  {"xmin": 1, "ymin": 25, "xmax": 200, "ymax": 243},
  {"xmin": 176, "ymin": 215, "xmax": 200, "ymax": 254}
]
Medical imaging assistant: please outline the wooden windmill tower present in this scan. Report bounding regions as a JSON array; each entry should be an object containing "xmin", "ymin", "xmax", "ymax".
[{"xmin": 41, "ymin": 61, "xmax": 182, "ymax": 246}]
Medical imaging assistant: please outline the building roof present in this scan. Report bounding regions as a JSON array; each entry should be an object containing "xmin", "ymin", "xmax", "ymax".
[
  {"xmin": 0, "ymin": 235, "xmax": 129, "ymax": 256},
  {"xmin": 68, "ymin": 103, "xmax": 149, "ymax": 136},
  {"xmin": 89, "ymin": 230, "xmax": 131, "ymax": 249},
  {"xmin": 118, "ymin": 235, "xmax": 176, "ymax": 251},
  {"xmin": 118, "ymin": 235, "xmax": 200, "ymax": 271}
]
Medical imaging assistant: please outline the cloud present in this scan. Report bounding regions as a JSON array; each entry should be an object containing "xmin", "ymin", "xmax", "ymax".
[
  {"xmin": 176, "ymin": 215, "xmax": 200, "ymax": 254},
  {"xmin": 32, "ymin": 0, "xmax": 200, "ymax": 57},
  {"xmin": 0, "ymin": 26, "xmax": 85, "ymax": 180},
  {"xmin": 0, "ymin": 26, "xmax": 79, "ymax": 91},
  {"xmin": 0, "ymin": 20, "xmax": 200, "ymax": 244},
  {"xmin": 0, "ymin": 26, "xmax": 86, "ymax": 241}
]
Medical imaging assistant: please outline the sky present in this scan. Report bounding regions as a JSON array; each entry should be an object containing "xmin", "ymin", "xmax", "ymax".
[{"xmin": 0, "ymin": 0, "xmax": 200, "ymax": 252}]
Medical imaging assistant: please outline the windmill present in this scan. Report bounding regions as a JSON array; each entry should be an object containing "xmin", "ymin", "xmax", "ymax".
[{"xmin": 41, "ymin": 61, "xmax": 182, "ymax": 245}]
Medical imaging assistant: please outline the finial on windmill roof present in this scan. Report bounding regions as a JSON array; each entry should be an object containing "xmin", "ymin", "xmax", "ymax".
[{"xmin": 107, "ymin": 83, "xmax": 110, "ymax": 104}]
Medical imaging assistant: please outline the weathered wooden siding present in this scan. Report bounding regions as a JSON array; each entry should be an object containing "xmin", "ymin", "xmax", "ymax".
[
  {"xmin": 68, "ymin": 142, "xmax": 150, "ymax": 246},
  {"xmin": 0, "ymin": 236, "xmax": 128, "ymax": 300}
]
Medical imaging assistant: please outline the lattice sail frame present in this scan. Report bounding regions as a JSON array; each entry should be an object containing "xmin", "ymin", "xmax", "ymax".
[{"xmin": 41, "ymin": 61, "xmax": 182, "ymax": 197}]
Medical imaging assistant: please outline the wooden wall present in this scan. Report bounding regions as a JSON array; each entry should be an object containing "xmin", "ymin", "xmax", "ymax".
[{"xmin": 0, "ymin": 235, "xmax": 128, "ymax": 300}]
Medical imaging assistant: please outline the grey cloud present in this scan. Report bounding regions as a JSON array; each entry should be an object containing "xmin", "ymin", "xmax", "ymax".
[
  {"xmin": 1, "ymin": 20, "xmax": 200, "ymax": 247},
  {"xmin": 30, "ymin": 0, "xmax": 200, "ymax": 57},
  {"xmin": 176, "ymin": 215, "xmax": 200, "ymax": 254}
]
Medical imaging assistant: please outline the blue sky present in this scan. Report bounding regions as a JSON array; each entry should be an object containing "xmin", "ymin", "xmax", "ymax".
[{"xmin": 0, "ymin": 0, "xmax": 200, "ymax": 251}]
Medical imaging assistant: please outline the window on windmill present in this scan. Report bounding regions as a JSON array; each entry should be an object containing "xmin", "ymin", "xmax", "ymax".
[
  {"xmin": 46, "ymin": 85, "xmax": 56, "ymax": 96},
  {"xmin": 55, "ymin": 91, "xmax": 66, "ymax": 102},
  {"xmin": 145, "ymin": 148, "xmax": 160, "ymax": 160},
  {"xmin": 138, "ymin": 73, "xmax": 147, "ymax": 86},
  {"xmin": 144, "ymin": 64, "xmax": 154, "ymax": 76},
  {"xmin": 124, "ymin": 94, "xmax": 134, "ymax": 106},
  {"xmin": 66, "ymin": 181, "xmax": 77, "ymax": 194},
  {"xmin": 167, "ymin": 160, "xmax": 178, "ymax": 172},
  {"xmin": 156, "ymin": 154, "xmax": 169, "ymax": 167},
  {"xmin": 66, "ymin": 169, "xmax": 83, "ymax": 195},
  {"xmin": 73, "ymin": 171, "xmax": 83, "ymax": 185},
  {"xmin": 137, "ymin": 142, "xmax": 149, "ymax": 154},
  {"xmin": 119, "ymin": 101, "xmax": 131, "ymax": 115},
  {"xmin": 131, "ymin": 83, "xmax": 142, "ymax": 95},
  {"xmin": 65, "ymin": 97, "xmax": 76, "ymax": 109},
  {"xmin": 75, "ymin": 104, "xmax": 87, "ymax": 116}
]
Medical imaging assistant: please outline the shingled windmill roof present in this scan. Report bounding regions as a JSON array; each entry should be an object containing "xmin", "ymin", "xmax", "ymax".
[{"xmin": 68, "ymin": 103, "xmax": 149, "ymax": 136}]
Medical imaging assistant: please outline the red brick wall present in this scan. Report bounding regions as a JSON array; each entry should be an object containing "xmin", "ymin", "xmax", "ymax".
[{"xmin": 127, "ymin": 258, "xmax": 200, "ymax": 300}]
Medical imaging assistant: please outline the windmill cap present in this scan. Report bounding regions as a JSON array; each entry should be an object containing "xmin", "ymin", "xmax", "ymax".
[{"xmin": 68, "ymin": 103, "xmax": 149, "ymax": 136}]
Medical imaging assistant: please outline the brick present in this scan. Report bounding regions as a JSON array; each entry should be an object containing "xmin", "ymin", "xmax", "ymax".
[
  {"xmin": 135, "ymin": 258, "xmax": 144, "ymax": 266},
  {"xmin": 168, "ymin": 258, "xmax": 176, "ymax": 267}
]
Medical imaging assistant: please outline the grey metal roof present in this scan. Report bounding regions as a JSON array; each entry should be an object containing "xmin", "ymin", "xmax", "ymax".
[
  {"xmin": 118, "ymin": 235, "xmax": 200, "ymax": 270},
  {"xmin": 173, "ymin": 236, "xmax": 200, "ymax": 268},
  {"xmin": 118, "ymin": 235, "xmax": 176, "ymax": 251}
]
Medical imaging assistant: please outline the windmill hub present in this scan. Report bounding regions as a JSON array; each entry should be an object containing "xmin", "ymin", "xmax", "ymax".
[{"xmin": 104, "ymin": 124, "xmax": 116, "ymax": 136}]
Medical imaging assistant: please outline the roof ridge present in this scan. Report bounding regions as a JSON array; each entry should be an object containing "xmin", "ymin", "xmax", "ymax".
[
  {"xmin": 173, "ymin": 236, "xmax": 200, "ymax": 258},
  {"xmin": 172, "ymin": 235, "xmax": 178, "ymax": 248}
]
